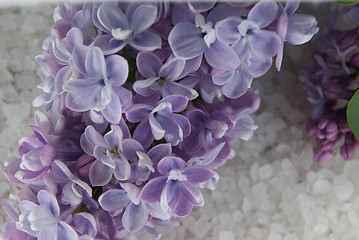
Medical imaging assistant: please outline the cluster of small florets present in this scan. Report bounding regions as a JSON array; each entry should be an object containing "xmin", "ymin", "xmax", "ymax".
[
  {"xmin": 1, "ymin": 1, "xmax": 317, "ymax": 239},
  {"xmin": 301, "ymin": 6, "xmax": 359, "ymax": 162}
]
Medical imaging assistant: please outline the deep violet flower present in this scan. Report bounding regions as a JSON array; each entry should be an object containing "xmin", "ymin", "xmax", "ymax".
[
  {"xmin": 94, "ymin": 3, "xmax": 161, "ymax": 54},
  {"xmin": 64, "ymin": 45, "xmax": 131, "ymax": 124}
]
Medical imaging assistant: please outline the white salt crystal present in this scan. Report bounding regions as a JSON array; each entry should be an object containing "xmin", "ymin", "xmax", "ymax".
[
  {"xmin": 347, "ymin": 211, "xmax": 359, "ymax": 227},
  {"xmin": 270, "ymin": 223, "xmax": 286, "ymax": 233},
  {"xmin": 243, "ymin": 197, "xmax": 255, "ymax": 214},
  {"xmin": 258, "ymin": 164, "xmax": 273, "ymax": 180},
  {"xmin": 0, "ymin": 127, "xmax": 20, "ymax": 148},
  {"xmin": 268, "ymin": 232, "xmax": 282, "ymax": 240},
  {"xmin": 275, "ymin": 143, "xmax": 291, "ymax": 153},
  {"xmin": 257, "ymin": 212, "xmax": 270, "ymax": 227},
  {"xmin": 314, "ymin": 216, "xmax": 329, "ymax": 236},
  {"xmin": 238, "ymin": 175, "xmax": 251, "ymax": 195},
  {"xmin": 219, "ymin": 231, "xmax": 234, "ymax": 240},
  {"xmin": 333, "ymin": 175, "xmax": 354, "ymax": 201},
  {"xmin": 232, "ymin": 210, "xmax": 243, "ymax": 223},
  {"xmin": 290, "ymin": 126, "xmax": 303, "ymax": 139},
  {"xmin": 283, "ymin": 234, "xmax": 299, "ymax": 240},
  {"xmin": 250, "ymin": 163, "xmax": 259, "ymax": 182},
  {"xmin": 343, "ymin": 160, "xmax": 359, "ymax": 183},
  {"xmin": 281, "ymin": 159, "xmax": 298, "ymax": 185},
  {"xmin": 312, "ymin": 179, "xmax": 332, "ymax": 194},
  {"xmin": 266, "ymin": 118, "xmax": 286, "ymax": 133},
  {"xmin": 250, "ymin": 227, "xmax": 268, "ymax": 239},
  {"xmin": 2, "ymin": 103, "xmax": 30, "ymax": 126},
  {"xmin": 192, "ymin": 216, "xmax": 210, "ymax": 239}
]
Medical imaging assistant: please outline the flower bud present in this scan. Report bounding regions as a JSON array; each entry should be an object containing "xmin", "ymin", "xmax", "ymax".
[
  {"xmin": 324, "ymin": 82, "xmax": 342, "ymax": 100},
  {"xmin": 76, "ymin": 154, "xmax": 95, "ymax": 177}
]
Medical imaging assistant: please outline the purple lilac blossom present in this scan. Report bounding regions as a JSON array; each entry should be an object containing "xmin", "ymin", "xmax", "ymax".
[
  {"xmin": 94, "ymin": 3, "xmax": 161, "ymax": 54},
  {"xmin": 64, "ymin": 45, "xmax": 131, "ymax": 124},
  {"xmin": 1, "ymin": 1, "xmax": 319, "ymax": 239},
  {"xmin": 301, "ymin": 7, "xmax": 359, "ymax": 161}
]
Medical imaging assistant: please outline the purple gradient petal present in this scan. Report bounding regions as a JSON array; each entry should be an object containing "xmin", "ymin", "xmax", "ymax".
[
  {"xmin": 89, "ymin": 160, "xmax": 113, "ymax": 186},
  {"xmin": 140, "ymin": 176, "xmax": 167, "ymax": 202},
  {"xmin": 248, "ymin": 1, "xmax": 278, "ymax": 28},
  {"xmin": 158, "ymin": 156, "xmax": 185, "ymax": 175},
  {"xmin": 131, "ymin": 5, "xmax": 158, "ymax": 35},
  {"xmin": 204, "ymin": 40, "xmax": 240, "ymax": 70},
  {"xmin": 122, "ymin": 202, "xmax": 147, "ymax": 233},
  {"xmin": 168, "ymin": 22, "xmax": 206, "ymax": 59},
  {"xmin": 248, "ymin": 30, "xmax": 281, "ymax": 58},
  {"xmin": 98, "ymin": 189, "xmax": 129, "ymax": 212},
  {"xmin": 215, "ymin": 17, "xmax": 242, "ymax": 44},
  {"xmin": 136, "ymin": 52, "xmax": 162, "ymax": 78},
  {"xmin": 131, "ymin": 31, "xmax": 162, "ymax": 52},
  {"xmin": 106, "ymin": 55, "xmax": 128, "ymax": 86}
]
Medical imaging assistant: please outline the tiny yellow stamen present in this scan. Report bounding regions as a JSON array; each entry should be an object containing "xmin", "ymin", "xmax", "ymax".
[{"xmin": 158, "ymin": 78, "xmax": 164, "ymax": 85}]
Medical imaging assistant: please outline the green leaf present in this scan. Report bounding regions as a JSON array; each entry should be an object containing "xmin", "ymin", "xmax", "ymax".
[
  {"xmin": 347, "ymin": 89, "xmax": 359, "ymax": 138},
  {"xmin": 334, "ymin": 0, "xmax": 359, "ymax": 5}
]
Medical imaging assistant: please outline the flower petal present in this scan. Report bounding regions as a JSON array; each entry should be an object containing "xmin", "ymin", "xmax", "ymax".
[
  {"xmin": 248, "ymin": 1, "xmax": 278, "ymax": 28},
  {"xmin": 89, "ymin": 160, "xmax": 113, "ymax": 186},
  {"xmin": 131, "ymin": 31, "xmax": 162, "ymax": 52},
  {"xmin": 98, "ymin": 189, "xmax": 129, "ymax": 212},
  {"xmin": 168, "ymin": 22, "xmax": 206, "ymax": 59},
  {"xmin": 158, "ymin": 156, "xmax": 185, "ymax": 175},
  {"xmin": 136, "ymin": 52, "xmax": 162, "ymax": 78},
  {"xmin": 140, "ymin": 176, "xmax": 167, "ymax": 202},
  {"xmin": 248, "ymin": 30, "xmax": 281, "ymax": 58},
  {"xmin": 131, "ymin": 5, "xmax": 158, "ymax": 35},
  {"xmin": 204, "ymin": 40, "xmax": 240, "ymax": 70},
  {"xmin": 122, "ymin": 202, "xmax": 148, "ymax": 233}
]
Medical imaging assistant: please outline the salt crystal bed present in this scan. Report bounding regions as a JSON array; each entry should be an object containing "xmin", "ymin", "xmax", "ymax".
[{"xmin": 1, "ymin": 2, "xmax": 359, "ymax": 240}]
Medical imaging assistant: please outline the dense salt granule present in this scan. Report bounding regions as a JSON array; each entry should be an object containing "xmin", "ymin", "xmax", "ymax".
[{"xmin": 333, "ymin": 175, "xmax": 354, "ymax": 201}]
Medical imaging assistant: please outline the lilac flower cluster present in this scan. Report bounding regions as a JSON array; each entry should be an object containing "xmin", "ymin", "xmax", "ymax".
[
  {"xmin": 301, "ymin": 7, "xmax": 359, "ymax": 162},
  {"xmin": 2, "ymin": 1, "xmax": 317, "ymax": 239}
]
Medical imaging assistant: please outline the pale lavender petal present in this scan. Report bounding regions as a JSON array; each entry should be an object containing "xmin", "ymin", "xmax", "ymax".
[
  {"xmin": 158, "ymin": 95, "xmax": 188, "ymax": 112},
  {"xmin": 248, "ymin": 56, "xmax": 272, "ymax": 78},
  {"xmin": 145, "ymin": 202, "xmax": 170, "ymax": 220},
  {"xmin": 72, "ymin": 45, "xmax": 88, "ymax": 75},
  {"xmin": 121, "ymin": 139, "xmax": 144, "ymax": 162},
  {"xmin": 147, "ymin": 143, "xmax": 172, "ymax": 165},
  {"xmin": 159, "ymin": 57, "xmax": 185, "ymax": 81},
  {"xmin": 89, "ymin": 160, "xmax": 113, "ymax": 186},
  {"xmin": 131, "ymin": 31, "xmax": 162, "ymax": 52},
  {"xmin": 37, "ymin": 190, "xmax": 60, "ymax": 217},
  {"xmin": 125, "ymin": 104, "xmax": 152, "ymax": 122},
  {"xmin": 39, "ymin": 144, "xmax": 56, "ymax": 167},
  {"xmin": 131, "ymin": 5, "xmax": 157, "ymax": 35},
  {"xmin": 168, "ymin": 22, "xmax": 206, "ymax": 59},
  {"xmin": 57, "ymin": 220, "xmax": 79, "ymax": 240},
  {"xmin": 113, "ymin": 155, "xmax": 131, "ymax": 181},
  {"xmin": 163, "ymin": 81, "xmax": 199, "ymax": 101},
  {"xmin": 38, "ymin": 227, "xmax": 58, "ymax": 240},
  {"xmin": 140, "ymin": 176, "xmax": 167, "ymax": 202},
  {"xmin": 183, "ymin": 166, "xmax": 215, "ymax": 183},
  {"xmin": 222, "ymin": 66, "xmax": 253, "ymax": 98},
  {"xmin": 122, "ymin": 202, "xmax": 147, "ymax": 233},
  {"xmin": 28, "ymin": 206, "xmax": 58, "ymax": 231},
  {"xmin": 114, "ymin": 86, "xmax": 132, "ymax": 110},
  {"xmin": 286, "ymin": 14, "xmax": 319, "ymax": 45},
  {"xmin": 98, "ymin": 189, "xmax": 129, "ymax": 212},
  {"xmin": 101, "ymin": 94, "xmax": 122, "ymax": 124},
  {"xmin": 106, "ymin": 55, "xmax": 128, "ymax": 86},
  {"xmin": 248, "ymin": 30, "xmax": 281, "ymax": 58},
  {"xmin": 136, "ymin": 52, "xmax": 162, "ymax": 78},
  {"xmin": 93, "ymin": 34, "xmax": 126, "ymax": 55},
  {"xmin": 51, "ymin": 160, "xmax": 74, "ymax": 180},
  {"xmin": 2, "ymin": 203, "xmax": 19, "ymax": 221},
  {"xmin": 172, "ymin": 3, "xmax": 195, "ymax": 25},
  {"xmin": 104, "ymin": 125, "xmax": 123, "ymax": 148},
  {"xmin": 97, "ymin": 4, "xmax": 128, "ymax": 31},
  {"xmin": 215, "ymin": 17, "xmax": 242, "ymax": 44},
  {"xmin": 248, "ymin": 1, "xmax": 278, "ymax": 28},
  {"xmin": 133, "ymin": 119, "xmax": 154, "ymax": 149},
  {"xmin": 188, "ymin": 142, "xmax": 225, "ymax": 166},
  {"xmin": 232, "ymin": 37, "xmax": 250, "ymax": 62},
  {"xmin": 85, "ymin": 47, "xmax": 106, "ymax": 79},
  {"xmin": 73, "ymin": 213, "xmax": 97, "ymax": 237},
  {"xmin": 180, "ymin": 181, "xmax": 204, "ymax": 206},
  {"xmin": 204, "ymin": 40, "xmax": 240, "ymax": 70},
  {"xmin": 285, "ymin": 0, "xmax": 300, "ymax": 15},
  {"xmin": 80, "ymin": 125, "xmax": 107, "ymax": 156},
  {"xmin": 61, "ymin": 182, "xmax": 82, "ymax": 207},
  {"xmin": 158, "ymin": 156, "xmax": 185, "ymax": 175},
  {"xmin": 177, "ymin": 54, "xmax": 202, "ymax": 79},
  {"xmin": 133, "ymin": 77, "xmax": 159, "ymax": 96},
  {"xmin": 66, "ymin": 27, "xmax": 83, "ymax": 52},
  {"xmin": 188, "ymin": 0, "xmax": 215, "ymax": 13}
]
